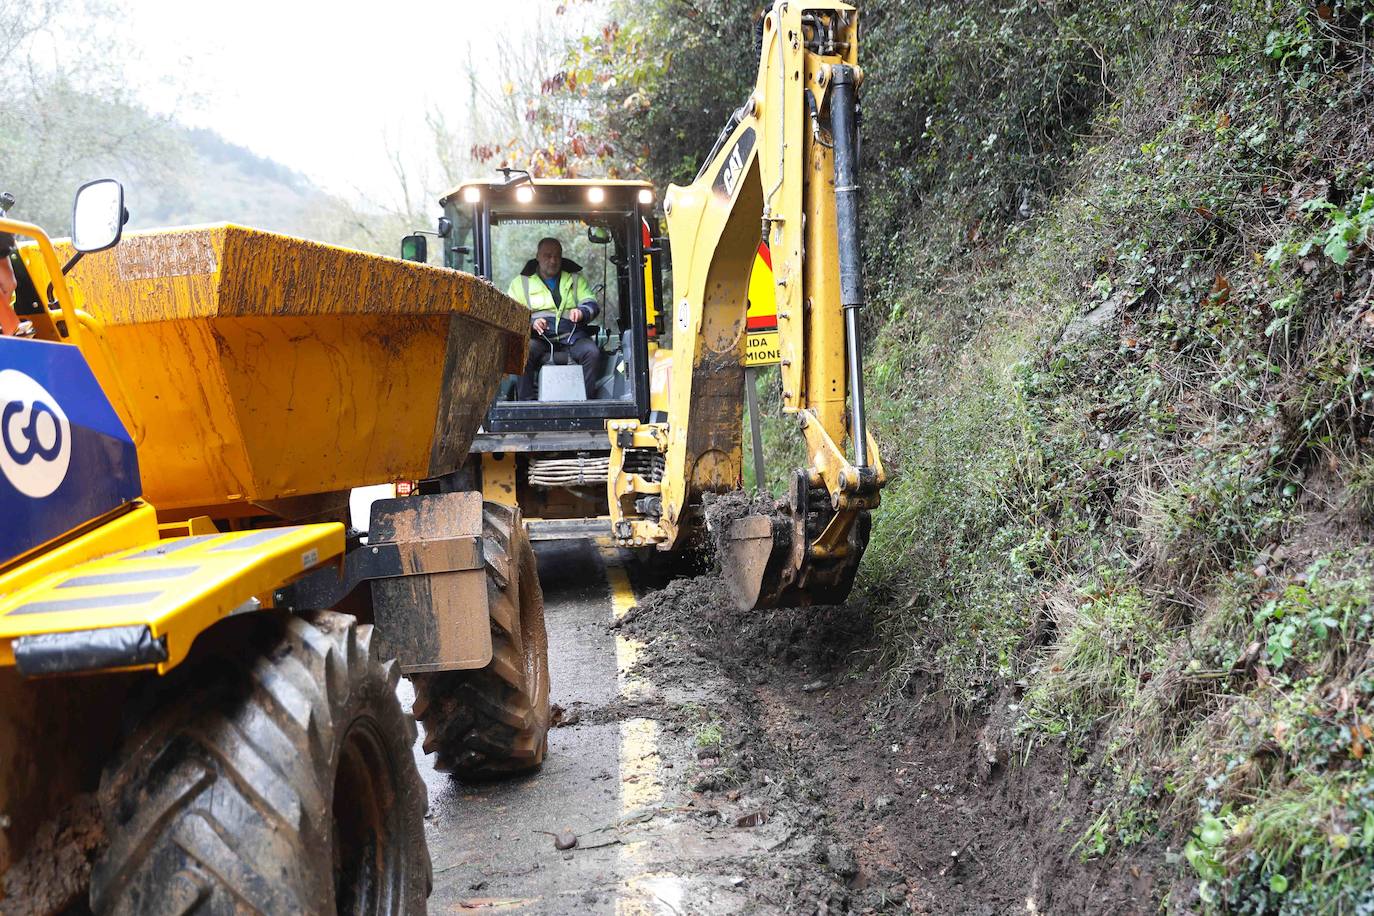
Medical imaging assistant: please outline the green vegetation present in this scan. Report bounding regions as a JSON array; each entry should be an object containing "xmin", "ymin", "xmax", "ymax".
[{"xmin": 849, "ymin": 2, "xmax": 1373, "ymax": 909}]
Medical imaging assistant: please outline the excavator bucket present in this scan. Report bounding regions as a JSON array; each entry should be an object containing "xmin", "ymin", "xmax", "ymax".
[
  {"xmin": 720, "ymin": 514, "xmax": 778, "ymax": 611},
  {"xmin": 717, "ymin": 479, "xmax": 873, "ymax": 611}
]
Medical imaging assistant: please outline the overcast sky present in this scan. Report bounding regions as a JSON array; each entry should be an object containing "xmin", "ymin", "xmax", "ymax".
[{"xmin": 120, "ymin": 0, "xmax": 578, "ymax": 199}]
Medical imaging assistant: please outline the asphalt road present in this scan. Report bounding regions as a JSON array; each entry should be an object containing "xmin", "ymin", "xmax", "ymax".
[{"xmin": 402, "ymin": 539, "xmax": 786, "ymax": 915}]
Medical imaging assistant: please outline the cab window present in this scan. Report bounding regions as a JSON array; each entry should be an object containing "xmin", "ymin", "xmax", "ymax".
[{"xmin": 489, "ymin": 212, "xmax": 635, "ymax": 403}]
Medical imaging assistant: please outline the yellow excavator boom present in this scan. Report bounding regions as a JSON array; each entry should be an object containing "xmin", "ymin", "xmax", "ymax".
[{"xmin": 608, "ymin": 1, "xmax": 885, "ymax": 608}]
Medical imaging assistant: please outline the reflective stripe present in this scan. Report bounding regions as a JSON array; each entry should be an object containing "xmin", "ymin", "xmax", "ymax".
[
  {"xmin": 9, "ymin": 591, "xmax": 162, "ymax": 616},
  {"xmin": 208, "ymin": 527, "xmax": 304, "ymax": 552},
  {"xmin": 58, "ymin": 566, "xmax": 199, "ymax": 588},
  {"xmin": 123, "ymin": 534, "xmax": 223, "ymax": 560}
]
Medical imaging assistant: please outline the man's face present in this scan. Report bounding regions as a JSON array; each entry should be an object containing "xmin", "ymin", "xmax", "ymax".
[{"xmin": 536, "ymin": 241, "xmax": 562, "ymax": 280}]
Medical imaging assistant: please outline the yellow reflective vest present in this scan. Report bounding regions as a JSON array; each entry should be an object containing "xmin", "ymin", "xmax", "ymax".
[{"xmin": 506, "ymin": 270, "xmax": 599, "ymax": 342}]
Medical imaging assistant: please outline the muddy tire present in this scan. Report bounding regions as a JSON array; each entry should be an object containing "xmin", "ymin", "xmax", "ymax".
[
  {"xmin": 89, "ymin": 611, "xmax": 430, "ymax": 915},
  {"xmin": 411, "ymin": 503, "xmax": 550, "ymax": 779}
]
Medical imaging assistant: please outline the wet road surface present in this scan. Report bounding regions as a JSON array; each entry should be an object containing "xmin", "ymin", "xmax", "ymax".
[{"xmin": 402, "ymin": 539, "xmax": 792, "ymax": 915}]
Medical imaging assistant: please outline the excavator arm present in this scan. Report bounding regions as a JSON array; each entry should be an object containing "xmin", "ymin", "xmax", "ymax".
[{"xmin": 607, "ymin": 0, "xmax": 885, "ymax": 608}]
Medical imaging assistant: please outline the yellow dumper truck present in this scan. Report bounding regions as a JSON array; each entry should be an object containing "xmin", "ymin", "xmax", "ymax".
[{"xmin": 0, "ymin": 181, "xmax": 549, "ymax": 913}]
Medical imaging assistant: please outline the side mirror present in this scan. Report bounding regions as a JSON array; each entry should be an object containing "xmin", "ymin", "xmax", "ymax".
[
  {"xmin": 72, "ymin": 178, "xmax": 126, "ymax": 253},
  {"xmin": 401, "ymin": 234, "xmax": 428, "ymax": 263},
  {"xmin": 437, "ymin": 217, "xmax": 453, "ymax": 238},
  {"xmin": 587, "ymin": 225, "xmax": 612, "ymax": 245}
]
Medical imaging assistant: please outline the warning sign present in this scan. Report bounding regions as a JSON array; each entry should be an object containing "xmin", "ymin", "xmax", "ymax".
[
  {"xmin": 744, "ymin": 242, "xmax": 779, "ymax": 367},
  {"xmin": 745, "ymin": 330, "xmax": 780, "ymax": 366}
]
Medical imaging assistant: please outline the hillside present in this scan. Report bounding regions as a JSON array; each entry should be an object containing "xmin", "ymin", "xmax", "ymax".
[
  {"xmin": 853, "ymin": 3, "xmax": 1373, "ymax": 909},
  {"xmin": 3, "ymin": 89, "xmax": 406, "ymax": 254},
  {"xmin": 125, "ymin": 128, "xmax": 336, "ymax": 234}
]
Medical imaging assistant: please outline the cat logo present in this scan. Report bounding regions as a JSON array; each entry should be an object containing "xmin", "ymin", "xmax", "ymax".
[{"xmin": 711, "ymin": 127, "xmax": 756, "ymax": 201}]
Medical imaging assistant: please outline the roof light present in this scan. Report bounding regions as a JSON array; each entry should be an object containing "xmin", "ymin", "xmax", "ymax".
[
  {"xmin": 515, "ymin": 186, "xmax": 535, "ymax": 203},
  {"xmin": 638, "ymin": 189, "xmax": 654, "ymax": 205},
  {"xmin": 463, "ymin": 186, "xmax": 481, "ymax": 203},
  {"xmin": 588, "ymin": 187, "xmax": 606, "ymax": 204}
]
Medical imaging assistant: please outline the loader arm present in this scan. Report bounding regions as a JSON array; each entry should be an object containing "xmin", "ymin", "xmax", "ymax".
[{"xmin": 607, "ymin": 1, "xmax": 885, "ymax": 608}]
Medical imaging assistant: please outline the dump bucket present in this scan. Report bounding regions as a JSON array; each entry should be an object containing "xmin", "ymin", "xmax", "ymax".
[{"xmin": 63, "ymin": 225, "xmax": 527, "ymax": 520}]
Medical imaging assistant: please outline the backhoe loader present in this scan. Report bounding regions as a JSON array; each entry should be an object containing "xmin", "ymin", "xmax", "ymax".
[
  {"xmin": 409, "ymin": 0, "xmax": 883, "ymax": 609},
  {"xmin": 0, "ymin": 183, "xmax": 549, "ymax": 914}
]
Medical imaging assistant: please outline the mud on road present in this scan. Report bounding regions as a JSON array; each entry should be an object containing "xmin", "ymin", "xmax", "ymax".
[
  {"xmin": 419, "ymin": 540, "xmax": 1167, "ymax": 913},
  {"xmin": 616, "ymin": 568, "xmax": 1170, "ymax": 914},
  {"xmin": 415, "ymin": 540, "xmax": 851, "ymax": 914}
]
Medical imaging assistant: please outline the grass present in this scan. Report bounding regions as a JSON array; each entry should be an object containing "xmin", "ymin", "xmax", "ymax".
[
  {"xmin": 741, "ymin": 366, "xmax": 806, "ymax": 497},
  {"xmin": 693, "ymin": 720, "xmax": 724, "ymax": 750}
]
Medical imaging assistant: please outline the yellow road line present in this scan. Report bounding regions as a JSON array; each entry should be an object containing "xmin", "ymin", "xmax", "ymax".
[
  {"xmin": 603, "ymin": 551, "xmax": 679, "ymax": 914},
  {"xmin": 606, "ymin": 559, "xmax": 637, "ymax": 622}
]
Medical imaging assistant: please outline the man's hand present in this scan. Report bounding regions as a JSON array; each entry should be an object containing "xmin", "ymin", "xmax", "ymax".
[
  {"xmin": 533, "ymin": 316, "xmax": 549, "ymax": 334},
  {"xmin": 567, "ymin": 308, "xmax": 584, "ymax": 323}
]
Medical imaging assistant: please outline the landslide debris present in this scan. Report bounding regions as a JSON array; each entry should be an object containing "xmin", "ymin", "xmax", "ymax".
[{"xmin": 620, "ymin": 554, "xmax": 1163, "ymax": 913}]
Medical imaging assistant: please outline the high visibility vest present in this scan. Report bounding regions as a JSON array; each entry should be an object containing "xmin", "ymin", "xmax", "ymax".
[{"xmin": 506, "ymin": 270, "xmax": 597, "ymax": 333}]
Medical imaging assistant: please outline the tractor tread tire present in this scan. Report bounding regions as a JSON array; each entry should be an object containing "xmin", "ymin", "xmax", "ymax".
[
  {"xmin": 89, "ymin": 612, "xmax": 430, "ymax": 916},
  {"xmin": 411, "ymin": 503, "xmax": 550, "ymax": 779}
]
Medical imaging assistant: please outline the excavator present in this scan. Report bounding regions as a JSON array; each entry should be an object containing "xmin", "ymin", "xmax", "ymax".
[
  {"xmin": 411, "ymin": 0, "xmax": 883, "ymax": 610},
  {"xmin": 0, "ymin": 1, "xmax": 878, "ymax": 912}
]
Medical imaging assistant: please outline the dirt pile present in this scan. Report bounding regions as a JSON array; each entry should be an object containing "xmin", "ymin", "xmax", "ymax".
[
  {"xmin": 701, "ymin": 489, "xmax": 785, "ymax": 540},
  {"xmin": 621, "ymin": 564, "xmax": 1167, "ymax": 913},
  {"xmin": 622, "ymin": 573, "xmax": 870, "ymax": 678}
]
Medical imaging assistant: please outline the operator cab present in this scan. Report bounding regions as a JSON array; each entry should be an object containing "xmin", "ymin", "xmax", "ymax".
[{"xmin": 439, "ymin": 175, "xmax": 665, "ymax": 433}]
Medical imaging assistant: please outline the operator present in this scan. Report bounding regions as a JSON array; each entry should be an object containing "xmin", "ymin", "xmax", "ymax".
[{"xmin": 507, "ymin": 237, "xmax": 601, "ymax": 399}]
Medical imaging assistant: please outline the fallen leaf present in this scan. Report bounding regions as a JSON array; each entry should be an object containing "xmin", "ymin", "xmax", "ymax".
[{"xmin": 1207, "ymin": 273, "xmax": 1232, "ymax": 306}]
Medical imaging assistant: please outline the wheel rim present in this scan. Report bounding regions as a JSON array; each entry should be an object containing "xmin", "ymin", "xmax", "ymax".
[{"xmin": 333, "ymin": 716, "xmax": 402, "ymax": 916}]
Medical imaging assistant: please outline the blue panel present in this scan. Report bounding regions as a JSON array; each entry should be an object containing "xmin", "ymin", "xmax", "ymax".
[{"xmin": 0, "ymin": 337, "xmax": 141, "ymax": 566}]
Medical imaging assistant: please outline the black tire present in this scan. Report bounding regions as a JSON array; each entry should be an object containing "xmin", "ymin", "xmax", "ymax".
[
  {"xmin": 411, "ymin": 503, "xmax": 550, "ymax": 780},
  {"xmin": 89, "ymin": 611, "xmax": 430, "ymax": 915}
]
